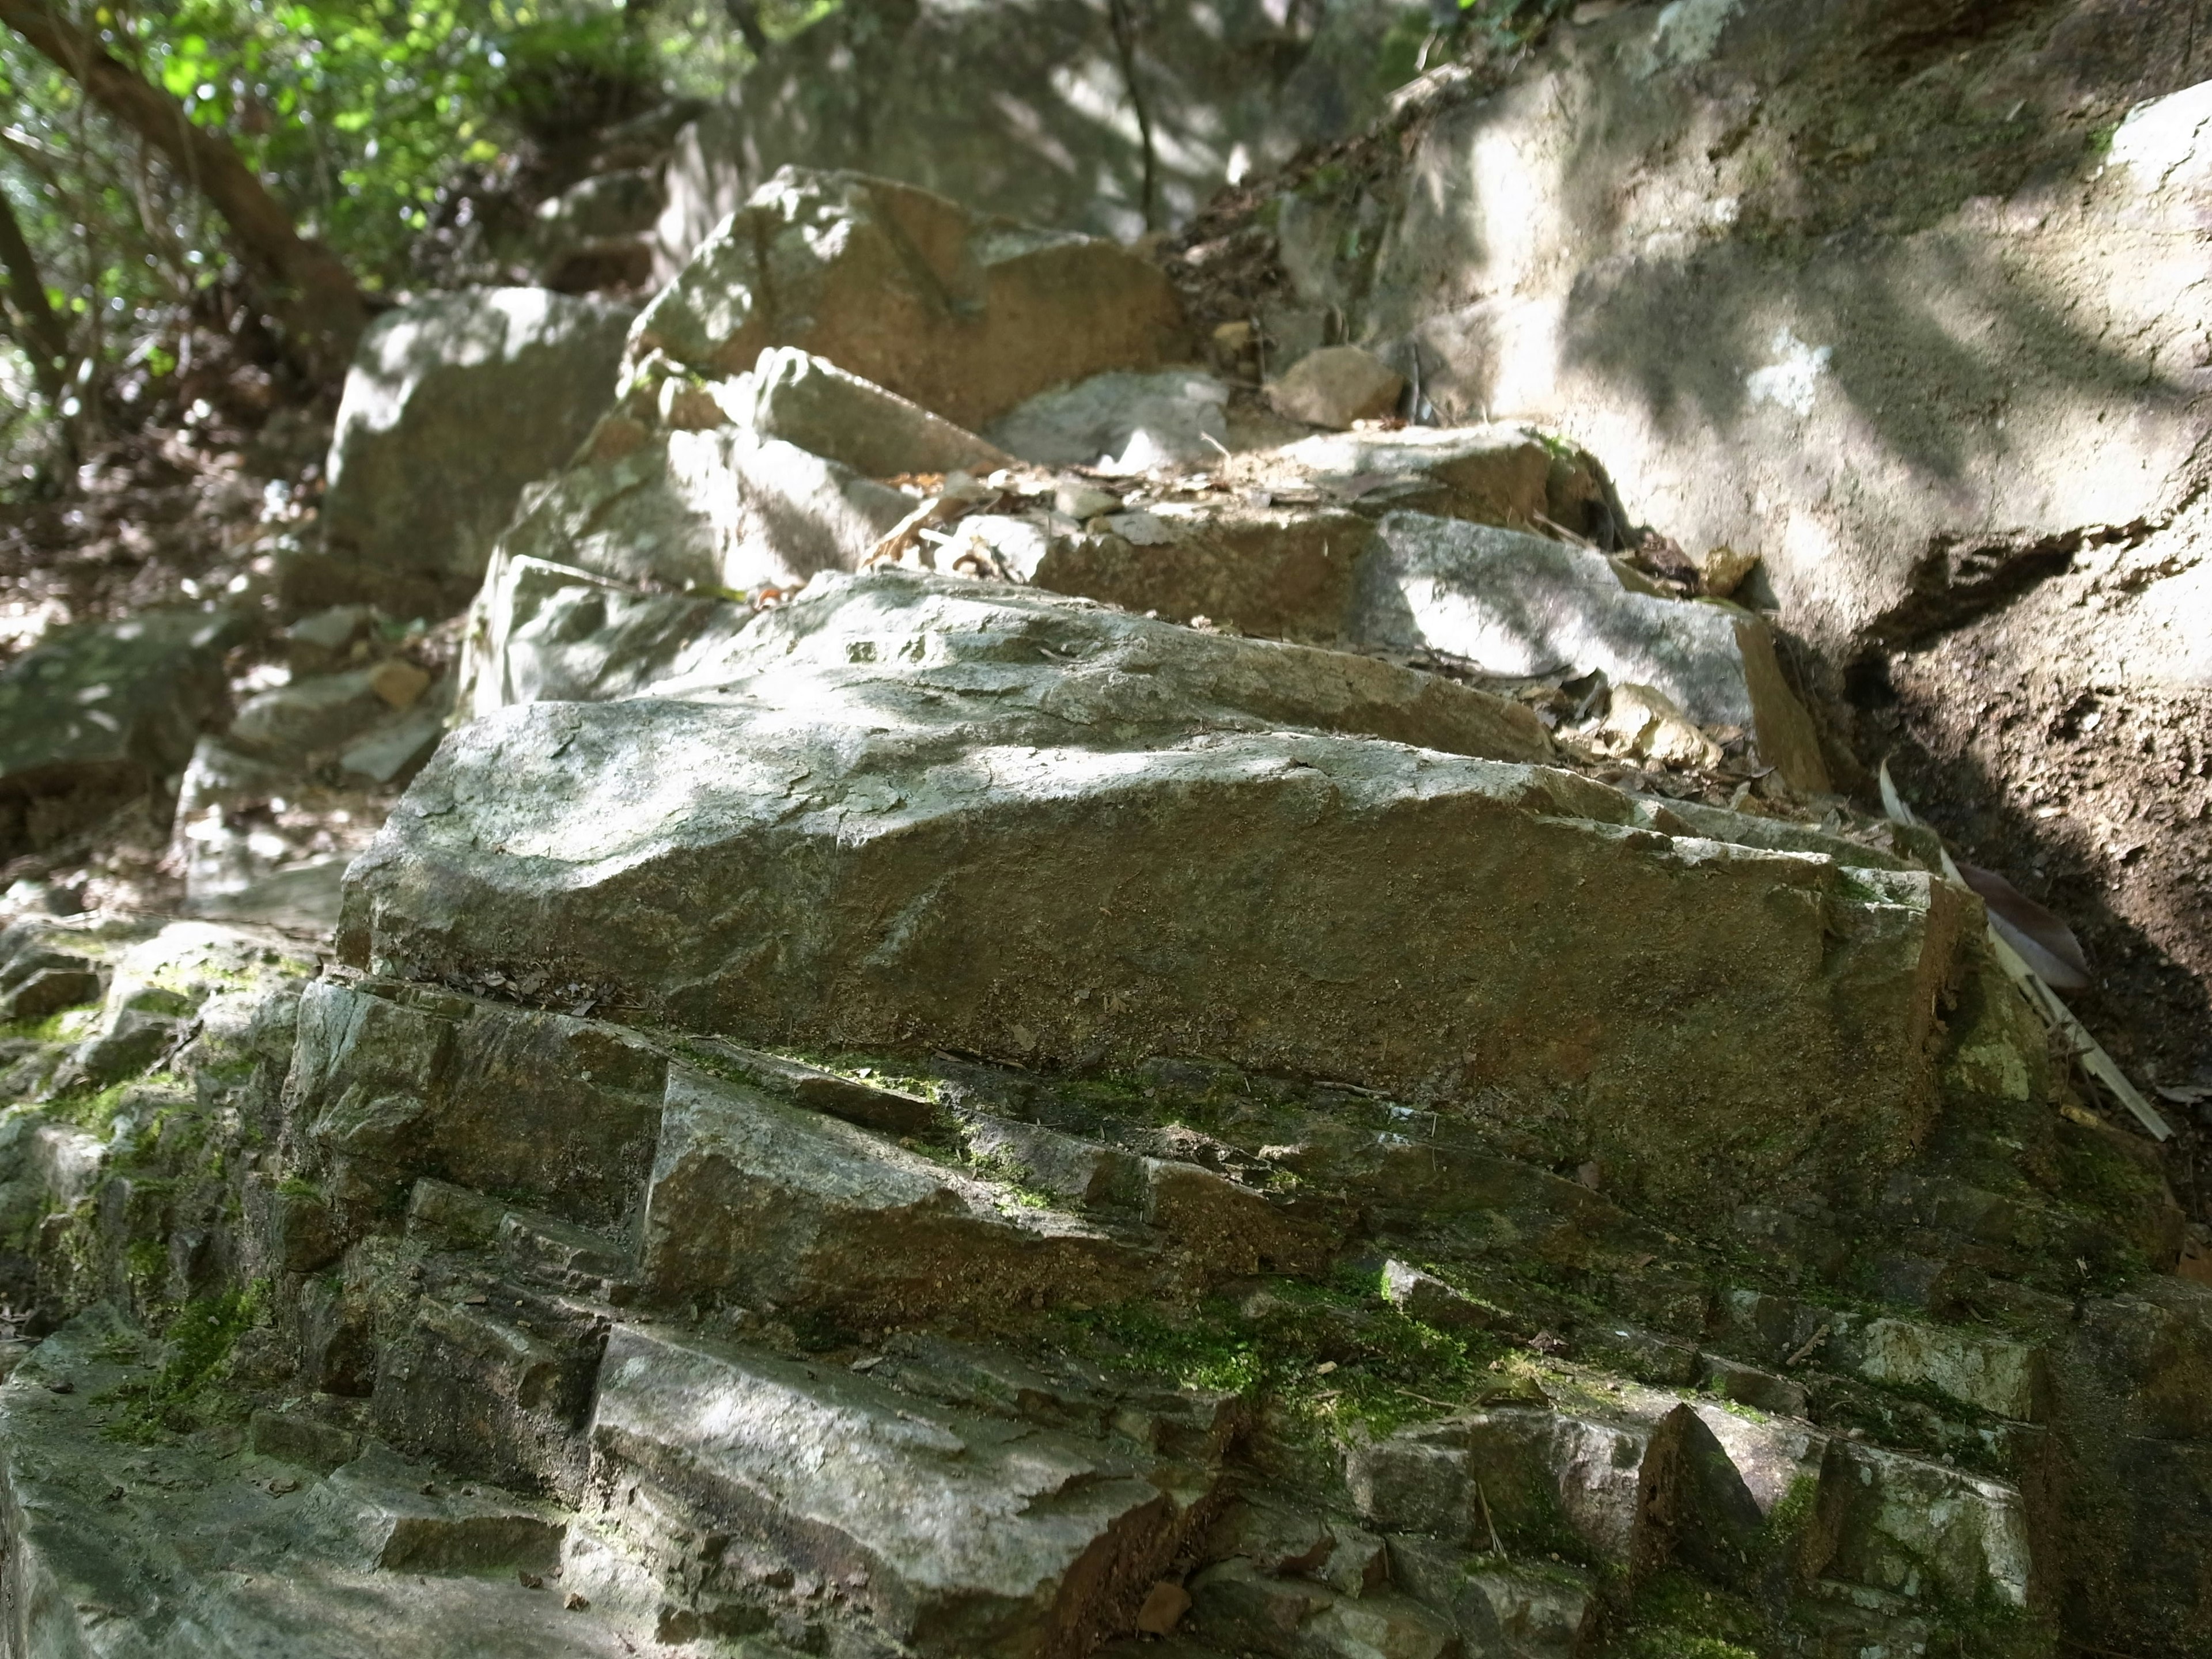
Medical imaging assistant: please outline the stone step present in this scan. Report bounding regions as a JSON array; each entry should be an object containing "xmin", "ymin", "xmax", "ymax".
[
  {"xmin": 586, "ymin": 1320, "xmax": 1221, "ymax": 1656},
  {"xmin": 340, "ymin": 567, "xmax": 1969, "ymax": 1229},
  {"xmin": 0, "ymin": 1306, "xmax": 668, "ymax": 1656},
  {"xmin": 638, "ymin": 1064, "xmax": 1160, "ymax": 1323}
]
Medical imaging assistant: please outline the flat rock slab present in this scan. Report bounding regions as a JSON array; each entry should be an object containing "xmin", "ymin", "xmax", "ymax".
[
  {"xmin": 589, "ymin": 1321, "xmax": 1209, "ymax": 1656},
  {"xmin": 631, "ymin": 167, "xmax": 1188, "ymax": 431},
  {"xmin": 0, "ymin": 609, "xmax": 240, "ymax": 862},
  {"xmin": 344, "ymin": 570, "xmax": 1965, "ymax": 1219}
]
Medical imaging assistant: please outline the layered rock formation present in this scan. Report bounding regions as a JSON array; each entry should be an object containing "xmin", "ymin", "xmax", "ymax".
[{"xmin": 0, "ymin": 142, "xmax": 2203, "ymax": 1659}]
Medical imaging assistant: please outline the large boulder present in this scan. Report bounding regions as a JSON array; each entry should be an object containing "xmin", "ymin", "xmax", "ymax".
[
  {"xmin": 629, "ymin": 168, "xmax": 1190, "ymax": 431},
  {"xmin": 312, "ymin": 290, "xmax": 638, "ymax": 618},
  {"xmin": 1263, "ymin": 2, "xmax": 2212, "ymax": 654},
  {"xmin": 653, "ymin": 0, "xmax": 1421, "ymax": 253},
  {"xmin": 0, "ymin": 609, "xmax": 240, "ymax": 863},
  {"xmin": 341, "ymin": 569, "xmax": 1967, "ymax": 1222}
]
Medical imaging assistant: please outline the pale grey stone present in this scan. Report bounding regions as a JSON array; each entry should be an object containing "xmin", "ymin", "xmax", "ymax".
[
  {"xmin": 1349, "ymin": 514, "xmax": 1758, "ymax": 726},
  {"xmin": 319, "ymin": 289, "xmax": 637, "ymax": 612},
  {"xmin": 488, "ymin": 428, "xmax": 914, "ymax": 598},
  {"xmin": 984, "ymin": 369, "xmax": 1232, "ymax": 472}
]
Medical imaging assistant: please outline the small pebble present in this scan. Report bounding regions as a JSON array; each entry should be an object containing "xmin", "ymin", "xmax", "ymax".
[
  {"xmin": 564, "ymin": 1591, "xmax": 590, "ymax": 1611},
  {"xmin": 43, "ymin": 1378, "xmax": 72, "ymax": 1395},
  {"xmin": 518, "ymin": 1570, "xmax": 545, "ymax": 1590}
]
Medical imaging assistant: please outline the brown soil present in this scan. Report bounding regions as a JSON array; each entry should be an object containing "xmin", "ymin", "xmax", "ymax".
[{"xmin": 1846, "ymin": 498, "xmax": 2212, "ymax": 1229}]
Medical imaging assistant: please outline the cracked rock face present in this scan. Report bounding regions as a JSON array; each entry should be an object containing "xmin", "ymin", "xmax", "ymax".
[{"xmin": 342, "ymin": 568, "xmax": 1964, "ymax": 1221}]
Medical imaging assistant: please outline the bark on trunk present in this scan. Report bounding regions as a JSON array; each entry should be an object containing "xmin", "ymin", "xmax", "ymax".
[
  {"xmin": 0, "ymin": 181, "xmax": 69, "ymax": 406},
  {"xmin": 0, "ymin": 0, "xmax": 368, "ymax": 382}
]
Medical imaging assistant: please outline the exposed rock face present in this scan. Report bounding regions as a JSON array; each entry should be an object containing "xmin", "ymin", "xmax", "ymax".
[
  {"xmin": 1247, "ymin": 1, "xmax": 2212, "ymax": 655},
  {"xmin": 630, "ymin": 168, "xmax": 1190, "ymax": 431},
  {"xmin": 314, "ymin": 290, "xmax": 637, "ymax": 616},
  {"xmin": 483, "ymin": 425, "xmax": 913, "ymax": 599},
  {"xmin": 343, "ymin": 568, "xmax": 1960, "ymax": 1221},
  {"xmin": 3, "ymin": 35, "xmax": 2209, "ymax": 1658},
  {"xmin": 730, "ymin": 345, "xmax": 1014, "ymax": 479},
  {"xmin": 0, "ymin": 609, "xmax": 240, "ymax": 863},
  {"xmin": 653, "ymin": 0, "xmax": 1419, "ymax": 253}
]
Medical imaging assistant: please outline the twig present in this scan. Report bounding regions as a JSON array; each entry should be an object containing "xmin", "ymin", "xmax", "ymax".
[
  {"xmin": 1877, "ymin": 762, "xmax": 2172, "ymax": 1141},
  {"xmin": 1784, "ymin": 1324, "xmax": 1831, "ymax": 1368},
  {"xmin": 1476, "ymin": 1482, "xmax": 1505, "ymax": 1559}
]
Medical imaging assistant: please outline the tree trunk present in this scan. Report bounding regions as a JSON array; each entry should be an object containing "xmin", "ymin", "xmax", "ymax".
[
  {"xmin": 0, "ymin": 0, "xmax": 368, "ymax": 382},
  {"xmin": 0, "ymin": 181, "xmax": 69, "ymax": 406},
  {"xmin": 722, "ymin": 0, "xmax": 769, "ymax": 57}
]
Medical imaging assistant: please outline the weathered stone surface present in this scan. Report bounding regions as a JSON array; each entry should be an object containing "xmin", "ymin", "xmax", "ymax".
[
  {"xmin": 1350, "ymin": 514, "xmax": 1754, "ymax": 728},
  {"xmin": 1346, "ymin": 1408, "xmax": 1651, "ymax": 1563},
  {"xmin": 985, "ymin": 370, "xmax": 1233, "ymax": 472},
  {"xmin": 637, "ymin": 1066, "xmax": 1149, "ymax": 1320},
  {"xmin": 372, "ymin": 1281, "xmax": 607, "ymax": 1496},
  {"xmin": 0, "ymin": 1306, "xmax": 665, "ymax": 1656},
  {"xmin": 456, "ymin": 554, "xmax": 745, "ymax": 722},
  {"xmin": 1273, "ymin": 5, "xmax": 2212, "ymax": 655},
  {"xmin": 732, "ymin": 346, "xmax": 1013, "ymax": 479},
  {"xmin": 968, "ymin": 1116, "xmax": 1149, "ymax": 1211},
  {"xmin": 1851, "ymin": 1316, "xmax": 2047, "ymax": 1422},
  {"xmin": 484, "ymin": 427, "xmax": 914, "ymax": 598},
  {"xmin": 344, "ymin": 570, "xmax": 1961, "ymax": 1218},
  {"xmin": 0, "ymin": 609, "xmax": 240, "ymax": 862},
  {"xmin": 653, "ymin": 0, "xmax": 1418, "ymax": 251},
  {"xmin": 630, "ymin": 168, "xmax": 1189, "ymax": 431},
  {"xmin": 684, "ymin": 1037, "xmax": 940, "ymax": 1135},
  {"xmin": 315, "ymin": 289, "xmax": 637, "ymax": 615},
  {"xmin": 1380, "ymin": 1260, "xmax": 1495, "ymax": 1330},
  {"xmin": 287, "ymin": 979, "xmax": 666, "ymax": 1231},
  {"xmin": 1385, "ymin": 1536, "xmax": 1596, "ymax": 1659},
  {"xmin": 1266, "ymin": 346, "xmax": 1407, "ymax": 429},
  {"xmin": 1804, "ymin": 1438, "xmax": 2033, "ymax": 1607},
  {"xmin": 1251, "ymin": 424, "xmax": 1615, "ymax": 539},
  {"xmin": 1141, "ymin": 1158, "xmax": 1331, "ymax": 1277},
  {"xmin": 589, "ymin": 1321, "xmax": 1211, "ymax": 1655}
]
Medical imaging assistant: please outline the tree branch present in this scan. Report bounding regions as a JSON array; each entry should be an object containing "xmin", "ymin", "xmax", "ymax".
[
  {"xmin": 0, "ymin": 177, "xmax": 67, "ymax": 405},
  {"xmin": 722, "ymin": 0, "xmax": 768, "ymax": 57},
  {"xmin": 0, "ymin": 0, "xmax": 366, "ymax": 381}
]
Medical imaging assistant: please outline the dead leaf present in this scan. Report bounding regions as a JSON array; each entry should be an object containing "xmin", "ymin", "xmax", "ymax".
[{"xmin": 1955, "ymin": 861, "xmax": 2091, "ymax": 990}]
